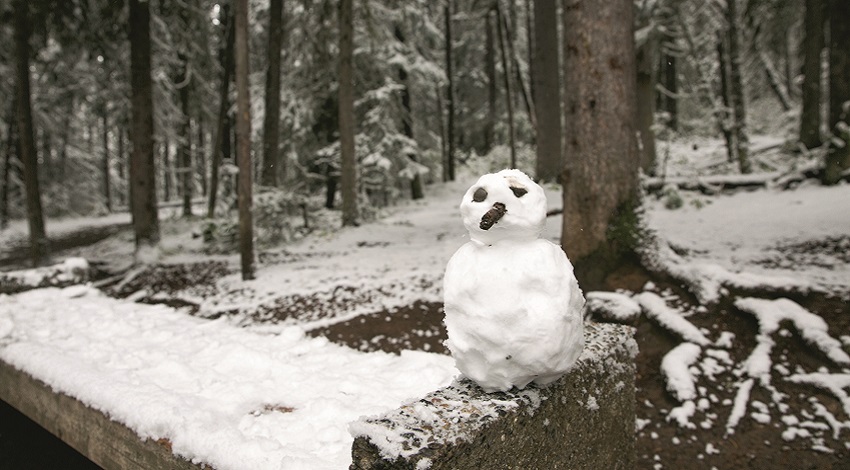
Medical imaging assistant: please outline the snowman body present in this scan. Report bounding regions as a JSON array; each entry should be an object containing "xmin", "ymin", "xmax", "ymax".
[{"xmin": 443, "ymin": 169, "xmax": 585, "ymax": 392}]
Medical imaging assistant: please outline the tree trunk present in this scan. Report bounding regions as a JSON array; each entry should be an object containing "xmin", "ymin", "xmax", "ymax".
[
  {"xmin": 757, "ymin": 48, "xmax": 792, "ymax": 111},
  {"xmin": 496, "ymin": 5, "xmax": 517, "ymax": 169},
  {"xmin": 261, "ymin": 0, "xmax": 283, "ymax": 187},
  {"xmin": 178, "ymin": 58, "xmax": 193, "ymax": 218},
  {"xmin": 162, "ymin": 140, "xmax": 171, "ymax": 202},
  {"xmin": 716, "ymin": 31, "xmax": 735, "ymax": 163},
  {"xmin": 532, "ymin": 0, "xmax": 561, "ymax": 183},
  {"xmin": 338, "ymin": 0, "xmax": 358, "ymax": 226},
  {"xmin": 484, "ymin": 11, "xmax": 497, "ymax": 154},
  {"xmin": 197, "ymin": 116, "xmax": 207, "ymax": 196},
  {"xmin": 824, "ymin": 0, "xmax": 850, "ymax": 184},
  {"xmin": 656, "ymin": 3, "xmax": 678, "ymax": 132},
  {"xmin": 58, "ymin": 98, "xmax": 73, "ymax": 182},
  {"xmin": 234, "ymin": 0, "xmax": 255, "ymax": 280},
  {"xmin": 444, "ymin": 0, "xmax": 456, "ymax": 181},
  {"xmin": 726, "ymin": 0, "xmax": 751, "ymax": 174},
  {"xmin": 395, "ymin": 25, "xmax": 423, "ymax": 200},
  {"xmin": 208, "ymin": 2, "xmax": 234, "ymax": 218},
  {"xmin": 40, "ymin": 129, "xmax": 52, "ymax": 184},
  {"xmin": 526, "ymin": 0, "xmax": 534, "ymax": 103},
  {"xmin": 561, "ymin": 0, "xmax": 639, "ymax": 290},
  {"xmin": 635, "ymin": 25, "xmax": 657, "ymax": 174},
  {"xmin": 662, "ymin": 54, "xmax": 677, "ymax": 130},
  {"xmin": 799, "ymin": 0, "xmax": 823, "ymax": 149},
  {"xmin": 499, "ymin": 2, "xmax": 536, "ymax": 134},
  {"xmin": 1, "ymin": 97, "xmax": 15, "ymax": 230},
  {"xmin": 129, "ymin": 0, "xmax": 160, "ymax": 251},
  {"xmin": 101, "ymin": 105, "xmax": 111, "ymax": 212},
  {"xmin": 14, "ymin": 0, "xmax": 48, "ymax": 266}
]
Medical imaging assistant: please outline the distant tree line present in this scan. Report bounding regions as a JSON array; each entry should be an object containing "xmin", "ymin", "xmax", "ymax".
[{"xmin": 1, "ymin": 0, "xmax": 848, "ymax": 284}]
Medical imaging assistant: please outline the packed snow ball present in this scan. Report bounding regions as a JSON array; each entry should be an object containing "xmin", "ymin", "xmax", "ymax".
[{"xmin": 443, "ymin": 169, "xmax": 585, "ymax": 392}]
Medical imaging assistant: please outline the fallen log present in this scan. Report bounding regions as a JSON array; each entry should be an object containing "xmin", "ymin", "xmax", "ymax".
[{"xmin": 0, "ymin": 258, "xmax": 92, "ymax": 295}]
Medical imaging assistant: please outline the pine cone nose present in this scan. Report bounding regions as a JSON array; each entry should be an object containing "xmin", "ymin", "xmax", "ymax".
[{"xmin": 472, "ymin": 187, "xmax": 488, "ymax": 202}]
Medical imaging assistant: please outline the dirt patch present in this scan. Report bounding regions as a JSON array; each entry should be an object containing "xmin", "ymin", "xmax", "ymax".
[
  {"xmin": 755, "ymin": 235, "xmax": 850, "ymax": 270},
  {"xmin": 308, "ymin": 300, "xmax": 448, "ymax": 355}
]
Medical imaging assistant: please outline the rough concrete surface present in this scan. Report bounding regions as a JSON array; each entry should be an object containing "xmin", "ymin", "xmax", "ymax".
[{"xmin": 350, "ymin": 321, "xmax": 637, "ymax": 470}]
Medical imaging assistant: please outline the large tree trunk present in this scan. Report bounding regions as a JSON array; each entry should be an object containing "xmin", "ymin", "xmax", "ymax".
[
  {"xmin": 799, "ymin": 0, "xmax": 824, "ymax": 150},
  {"xmin": 14, "ymin": 0, "xmax": 48, "ymax": 266},
  {"xmin": 726, "ymin": 0, "xmax": 751, "ymax": 174},
  {"xmin": 495, "ymin": 5, "xmax": 517, "ymax": 169},
  {"xmin": 484, "ymin": 11, "xmax": 497, "ymax": 154},
  {"xmin": 208, "ymin": 2, "xmax": 234, "ymax": 218},
  {"xmin": 561, "ymin": 0, "xmax": 639, "ymax": 290},
  {"xmin": 532, "ymin": 0, "xmax": 561, "ymax": 183},
  {"xmin": 338, "ymin": 0, "xmax": 358, "ymax": 226},
  {"xmin": 824, "ymin": 0, "xmax": 850, "ymax": 184},
  {"xmin": 129, "ymin": 0, "xmax": 160, "ymax": 252},
  {"xmin": 261, "ymin": 0, "xmax": 283, "ymax": 187},
  {"xmin": 234, "ymin": 0, "xmax": 255, "ymax": 279}
]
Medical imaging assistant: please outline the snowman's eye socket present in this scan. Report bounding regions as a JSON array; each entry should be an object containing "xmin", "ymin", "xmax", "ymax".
[
  {"xmin": 472, "ymin": 187, "xmax": 488, "ymax": 202},
  {"xmin": 510, "ymin": 186, "xmax": 528, "ymax": 198}
]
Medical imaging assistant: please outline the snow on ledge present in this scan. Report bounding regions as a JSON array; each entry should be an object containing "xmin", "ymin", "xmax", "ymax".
[{"xmin": 0, "ymin": 286, "xmax": 456, "ymax": 470}]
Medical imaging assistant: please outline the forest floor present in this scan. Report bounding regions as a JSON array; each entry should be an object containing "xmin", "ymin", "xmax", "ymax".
[{"xmin": 2, "ymin": 135, "xmax": 850, "ymax": 469}]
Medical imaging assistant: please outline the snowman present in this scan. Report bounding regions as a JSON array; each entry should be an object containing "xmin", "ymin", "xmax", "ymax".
[{"xmin": 443, "ymin": 169, "xmax": 585, "ymax": 392}]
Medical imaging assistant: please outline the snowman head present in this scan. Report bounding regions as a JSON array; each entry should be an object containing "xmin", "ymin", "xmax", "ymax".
[{"xmin": 459, "ymin": 169, "xmax": 547, "ymax": 245}]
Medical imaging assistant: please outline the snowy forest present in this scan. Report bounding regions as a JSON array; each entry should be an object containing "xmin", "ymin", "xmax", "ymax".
[{"xmin": 1, "ymin": 0, "xmax": 850, "ymax": 468}]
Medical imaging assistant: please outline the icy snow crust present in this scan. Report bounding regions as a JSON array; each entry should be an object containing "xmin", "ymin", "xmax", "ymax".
[{"xmin": 0, "ymin": 286, "xmax": 456, "ymax": 470}]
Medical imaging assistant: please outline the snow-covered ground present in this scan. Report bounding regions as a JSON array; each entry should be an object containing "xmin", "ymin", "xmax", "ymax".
[{"xmin": 2, "ymin": 135, "xmax": 850, "ymax": 468}]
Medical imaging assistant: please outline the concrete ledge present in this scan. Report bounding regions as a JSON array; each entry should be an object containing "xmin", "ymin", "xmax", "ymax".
[
  {"xmin": 0, "ymin": 359, "xmax": 203, "ymax": 470},
  {"xmin": 349, "ymin": 321, "xmax": 637, "ymax": 470}
]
